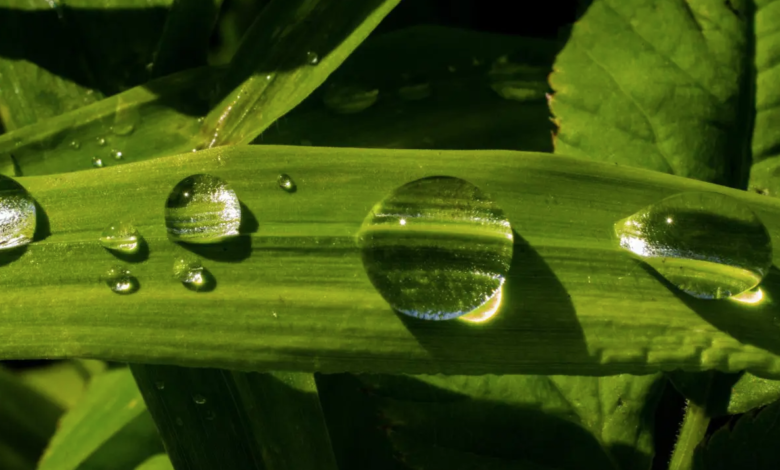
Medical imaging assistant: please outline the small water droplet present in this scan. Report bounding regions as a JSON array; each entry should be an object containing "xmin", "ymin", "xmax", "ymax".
[
  {"xmin": 96, "ymin": 137, "xmax": 106, "ymax": 147},
  {"xmin": 358, "ymin": 177, "xmax": 513, "ymax": 320},
  {"xmin": 323, "ymin": 84, "xmax": 379, "ymax": 114},
  {"xmin": 397, "ymin": 80, "xmax": 431, "ymax": 101},
  {"xmin": 155, "ymin": 381, "xmax": 165, "ymax": 390},
  {"xmin": 277, "ymin": 174, "xmax": 296, "ymax": 193},
  {"xmin": 69, "ymin": 140, "xmax": 81, "ymax": 150},
  {"xmin": 100, "ymin": 221, "xmax": 141, "ymax": 254},
  {"xmin": 111, "ymin": 124, "xmax": 134, "ymax": 136},
  {"xmin": 173, "ymin": 256, "xmax": 214, "ymax": 291},
  {"xmin": 265, "ymin": 74, "xmax": 273, "ymax": 81},
  {"xmin": 110, "ymin": 149, "xmax": 123, "ymax": 160},
  {"xmin": 488, "ymin": 56, "xmax": 549, "ymax": 102},
  {"xmin": 197, "ymin": 116, "xmax": 205, "ymax": 124},
  {"xmin": 193, "ymin": 394, "xmax": 206, "ymax": 405},
  {"xmin": 92, "ymin": 156, "xmax": 104, "ymax": 168},
  {"xmin": 105, "ymin": 266, "xmax": 139, "ymax": 294},
  {"xmin": 164, "ymin": 174, "xmax": 241, "ymax": 243},
  {"xmin": 306, "ymin": 51, "xmax": 319, "ymax": 65},
  {"xmin": 615, "ymin": 192, "xmax": 773, "ymax": 299},
  {"xmin": 0, "ymin": 175, "xmax": 36, "ymax": 250}
]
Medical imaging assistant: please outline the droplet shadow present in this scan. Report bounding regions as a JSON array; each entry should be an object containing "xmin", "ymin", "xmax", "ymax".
[
  {"xmin": 0, "ymin": 246, "xmax": 27, "ymax": 267},
  {"xmin": 395, "ymin": 230, "xmax": 590, "ymax": 374},
  {"xmin": 32, "ymin": 199, "xmax": 50, "ymax": 242}
]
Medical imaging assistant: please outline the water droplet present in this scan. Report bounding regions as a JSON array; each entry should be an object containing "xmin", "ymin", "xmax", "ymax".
[
  {"xmin": 96, "ymin": 137, "xmax": 106, "ymax": 147},
  {"xmin": 92, "ymin": 156, "xmax": 104, "ymax": 168},
  {"xmin": 277, "ymin": 174, "xmax": 296, "ymax": 193},
  {"xmin": 193, "ymin": 394, "xmax": 206, "ymax": 405},
  {"xmin": 111, "ymin": 124, "xmax": 134, "ymax": 137},
  {"xmin": 357, "ymin": 177, "xmax": 513, "ymax": 320},
  {"xmin": 99, "ymin": 221, "xmax": 141, "ymax": 254},
  {"xmin": 0, "ymin": 175, "xmax": 36, "ymax": 251},
  {"xmin": 173, "ymin": 256, "xmax": 214, "ymax": 291},
  {"xmin": 105, "ymin": 266, "xmax": 139, "ymax": 294},
  {"xmin": 110, "ymin": 149, "xmax": 123, "ymax": 160},
  {"xmin": 165, "ymin": 174, "xmax": 241, "ymax": 244},
  {"xmin": 306, "ymin": 51, "xmax": 319, "ymax": 65},
  {"xmin": 155, "ymin": 381, "xmax": 165, "ymax": 390},
  {"xmin": 397, "ymin": 80, "xmax": 431, "ymax": 101},
  {"xmin": 488, "ymin": 56, "xmax": 549, "ymax": 102},
  {"xmin": 69, "ymin": 140, "xmax": 81, "ymax": 150},
  {"xmin": 615, "ymin": 192, "xmax": 773, "ymax": 299},
  {"xmin": 265, "ymin": 74, "xmax": 273, "ymax": 81},
  {"xmin": 323, "ymin": 84, "xmax": 379, "ymax": 114}
]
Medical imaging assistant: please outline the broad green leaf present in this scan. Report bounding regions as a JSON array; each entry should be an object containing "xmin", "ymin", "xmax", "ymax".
[
  {"xmin": 135, "ymin": 454, "xmax": 173, "ymax": 470},
  {"xmin": 362, "ymin": 374, "xmax": 663, "ymax": 470},
  {"xmin": 39, "ymin": 368, "xmax": 163, "ymax": 470},
  {"xmin": 550, "ymin": 0, "xmax": 751, "ymax": 187},
  {"xmin": 17, "ymin": 359, "xmax": 106, "ymax": 409},
  {"xmin": 259, "ymin": 26, "xmax": 556, "ymax": 152},
  {"xmin": 0, "ymin": 66, "xmax": 220, "ymax": 176},
  {"xmin": 0, "ymin": 0, "xmax": 102, "ymax": 130},
  {"xmin": 201, "ymin": 0, "xmax": 401, "ymax": 146},
  {"xmin": 0, "ymin": 367, "xmax": 62, "ymax": 470},
  {"xmin": 131, "ymin": 366, "xmax": 337, "ymax": 470},
  {"xmin": 149, "ymin": 0, "xmax": 223, "ymax": 78},
  {"xmin": 0, "ymin": 147, "xmax": 779, "ymax": 377},
  {"xmin": 693, "ymin": 399, "xmax": 780, "ymax": 469},
  {"xmin": 670, "ymin": 371, "xmax": 780, "ymax": 417}
]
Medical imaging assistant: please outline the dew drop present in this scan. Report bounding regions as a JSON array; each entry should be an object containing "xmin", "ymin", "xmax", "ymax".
[
  {"xmin": 277, "ymin": 173, "xmax": 296, "ymax": 193},
  {"xmin": 173, "ymin": 256, "xmax": 214, "ymax": 291},
  {"xmin": 488, "ymin": 55, "xmax": 549, "ymax": 102},
  {"xmin": 104, "ymin": 266, "xmax": 139, "ymax": 295},
  {"xmin": 111, "ymin": 124, "xmax": 134, "ymax": 137},
  {"xmin": 164, "ymin": 174, "xmax": 241, "ymax": 244},
  {"xmin": 96, "ymin": 137, "xmax": 106, "ymax": 147},
  {"xmin": 110, "ymin": 149, "xmax": 124, "ymax": 160},
  {"xmin": 323, "ymin": 84, "xmax": 379, "ymax": 114},
  {"xmin": 306, "ymin": 51, "xmax": 319, "ymax": 65},
  {"xmin": 155, "ymin": 381, "xmax": 165, "ymax": 390},
  {"xmin": 99, "ymin": 221, "xmax": 141, "ymax": 254},
  {"xmin": 397, "ymin": 80, "xmax": 431, "ymax": 101},
  {"xmin": 193, "ymin": 394, "xmax": 206, "ymax": 405},
  {"xmin": 615, "ymin": 192, "xmax": 773, "ymax": 299},
  {"xmin": 69, "ymin": 140, "xmax": 81, "ymax": 150},
  {"xmin": 92, "ymin": 156, "xmax": 104, "ymax": 168},
  {"xmin": 357, "ymin": 177, "xmax": 513, "ymax": 320},
  {"xmin": 0, "ymin": 175, "xmax": 36, "ymax": 251}
]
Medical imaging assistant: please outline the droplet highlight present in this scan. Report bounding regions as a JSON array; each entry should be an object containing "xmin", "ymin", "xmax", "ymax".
[
  {"xmin": 100, "ymin": 221, "xmax": 141, "ymax": 254},
  {"xmin": 615, "ymin": 192, "xmax": 773, "ymax": 299},
  {"xmin": 358, "ymin": 177, "xmax": 514, "ymax": 320},
  {"xmin": 323, "ymin": 84, "xmax": 379, "ymax": 114},
  {"xmin": 0, "ymin": 175, "xmax": 36, "ymax": 251},
  {"xmin": 193, "ymin": 394, "xmax": 206, "ymax": 405},
  {"xmin": 110, "ymin": 149, "xmax": 124, "ymax": 160},
  {"xmin": 306, "ymin": 51, "xmax": 319, "ymax": 65},
  {"xmin": 164, "ymin": 174, "xmax": 241, "ymax": 244},
  {"xmin": 277, "ymin": 173, "xmax": 296, "ymax": 193},
  {"xmin": 69, "ymin": 140, "xmax": 81, "ymax": 150},
  {"xmin": 96, "ymin": 137, "xmax": 106, "ymax": 147},
  {"xmin": 173, "ymin": 256, "xmax": 214, "ymax": 291},
  {"xmin": 105, "ymin": 266, "xmax": 139, "ymax": 295},
  {"xmin": 92, "ymin": 157, "xmax": 104, "ymax": 168}
]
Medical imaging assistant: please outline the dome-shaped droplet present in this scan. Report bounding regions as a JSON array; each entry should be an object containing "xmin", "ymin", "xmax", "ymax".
[
  {"xmin": 397, "ymin": 79, "xmax": 431, "ymax": 101},
  {"xmin": 164, "ymin": 174, "xmax": 241, "ymax": 244},
  {"xmin": 488, "ymin": 55, "xmax": 549, "ymax": 102},
  {"xmin": 155, "ymin": 381, "xmax": 165, "ymax": 390},
  {"xmin": 69, "ymin": 140, "xmax": 81, "ymax": 150},
  {"xmin": 110, "ymin": 149, "xmax": 124, "ymax": 160},
  {"xmin": 105, "ymin": 266, "xmax": 139, "ymax": 294},
  {"xmin": 111, "ymin": 124, "xmax": 134, "ymax": 136},
  {"xmin": 277, "ymin": 173, "xmax": 296, "ymax": 193},
  {"xmin": 323, "ymin": 83, "xmax": 379, "ymax": 114},
  {"xmin": 92, "ymin": 156, "xmax": 104, "ymax": 168},
  {"xmin": 96, "ymin": 137, "xmax": 106, "ymax": 147},
  {"xmin": 0, "ymin": 175, "xmax": 36, "ymax": 251},
  {"xmin": 100, "ymin": 221, "xmax": 141, "ymax": 254},
  {"xmin": 173, "ymin": 256, "xmax": 213, "ymax": 291},
  {"xmin": 306, "ymin": 51, "xmax": 319, "ymax": 65},
  {"xmin": 193, "ymin": 394, "xmax": 206, "ymax": 405},
  {"xmin": 615, "ymin": 192, "xmax": 773, "ymax": 299},
  {"xmin": 357, "ymin": 177, "xmax": 514, "ymax": 320}
]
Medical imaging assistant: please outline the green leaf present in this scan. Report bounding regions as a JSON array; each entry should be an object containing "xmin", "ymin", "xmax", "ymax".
[
  {"xmin": 259, "ymin": 25, "xmax": 556, "ymax": 152},
  {"xmin": 131, "ymin": 366, "xmax": 337, "ymax": 470},
  {"xmin": 693, "ymin": 399, "xmax": 780, "ymax": 469},
  {"xmin": 17, "ymin": 359, "xmax": 106, "ymax": 409},
  {"xmin": 0, "ymin": 147, "xmax": 779, "ymax": 376},
  {"xmin": 670, "ymin": 371, "xmax": 780, "ymax": 417},
  {"xmin": 135, "ymin": 454, "xmax": 174, "ymax": 470},
  {"xmin": 550, "ymin": 0, "xmax": 752, "ymax": 186},
  {"xmin": 361, "ymin": 374, "xmax": 663, "ymax": 470},
  {"xmin": 39, "ymin": 368, "xmax": 163, "ymax": 470},
  {"xmin": 0, "ymin": 367, "xmax": 62, "ymax": 470},
  {"xmin": 201, "ymin": 0, "xmax": 401, "ymax": 146}
]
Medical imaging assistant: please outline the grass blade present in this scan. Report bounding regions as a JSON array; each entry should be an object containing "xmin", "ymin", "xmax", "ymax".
[
  {"xmin": 136, "ymin": 454, "xmax": 174, "ymax": 470},
  {"xmin": 201, "ymin": 0, "xmax": 401, "ymax": 147}
]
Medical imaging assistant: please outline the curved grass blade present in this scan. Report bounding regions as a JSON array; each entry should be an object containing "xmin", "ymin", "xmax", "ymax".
[
  {"xmin": 136, "ymin": 454, "xmax": 174, "ymax": 470},
  {"xmin": 259, "ymin": 26, "xmax": 556, "ymax": 152},
  {"xmin": 201, "ymin": 0, "xmax": 401, "ymax": 147},
  {"xmin": 0, "ymin": 367, "xmax": 63, "ymax": 470},
  {"xmin": 38, "ymin": 368, "xmax": 163, "ymax": 470},
  {"xmin": 17, "ymin": 359, "xmax": 106, "ymax": 409},
  {"xmin": 0, "ymin": 147, "xmax": 779, "ymax": 377}
]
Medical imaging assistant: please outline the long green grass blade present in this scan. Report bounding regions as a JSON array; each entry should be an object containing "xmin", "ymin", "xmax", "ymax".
[
  {"xmin": 0, "ymin": 147, "xmax": 778, "ymax": 377},
  {"xmin": 17, "ymin": 359, "xmax": 106, "ymax": 409},
  {"xmin": 201, "ymin": 0, "xmax": 401, "ymax": 147},
  {"xmin": 136, "ymin": 454, "xmax": 174, "ymax": 470},
  {"xmin": 38, "ymin": 368, "xmax": 163, "ymax": 470}
]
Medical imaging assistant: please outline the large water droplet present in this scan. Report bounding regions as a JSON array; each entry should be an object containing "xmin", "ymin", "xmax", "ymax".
[
  {"xmin": 277, "ymin": 173, "xmax": 296, "ymax": 193},
  {"xmin": 323, "ymin": 84, "xmax": 379, "ymax": 114},
  {"xmin": 0, "ymin": 175, "xmax": 36, "ymax": 251},
  {"xmin": 164, "ymin": 174, "xmax": 241, "ymax": 244},
  {"xmin": 100, "ymin": 221, "xmax": 141, "ymax": 254},
  {"xmin": 615, "ymin": 192, "xmax": 773, "ymax": 299},
  {"xmin": 357, "ymin": 177, "xmax": 514, "ymax": 320},
  {"xmin": 105, "ymin": 266, "xmax": 139, "ymax": 294},
  {"xmin": 173, "ymin": 256, "xmax": 213, "ymax": 291},
  {"xmin": 306, "ymin": 51, "xmax": 319, "ymax": 65},
  {"xmin": 92, "ymin": 157, "xmax": 104, "ymax": 168}
]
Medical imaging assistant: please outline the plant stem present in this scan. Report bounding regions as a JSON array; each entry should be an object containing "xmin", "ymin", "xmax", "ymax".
[{"xmin": 669, "ymin": 400, "xmax": 710, "ymax": 470}]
